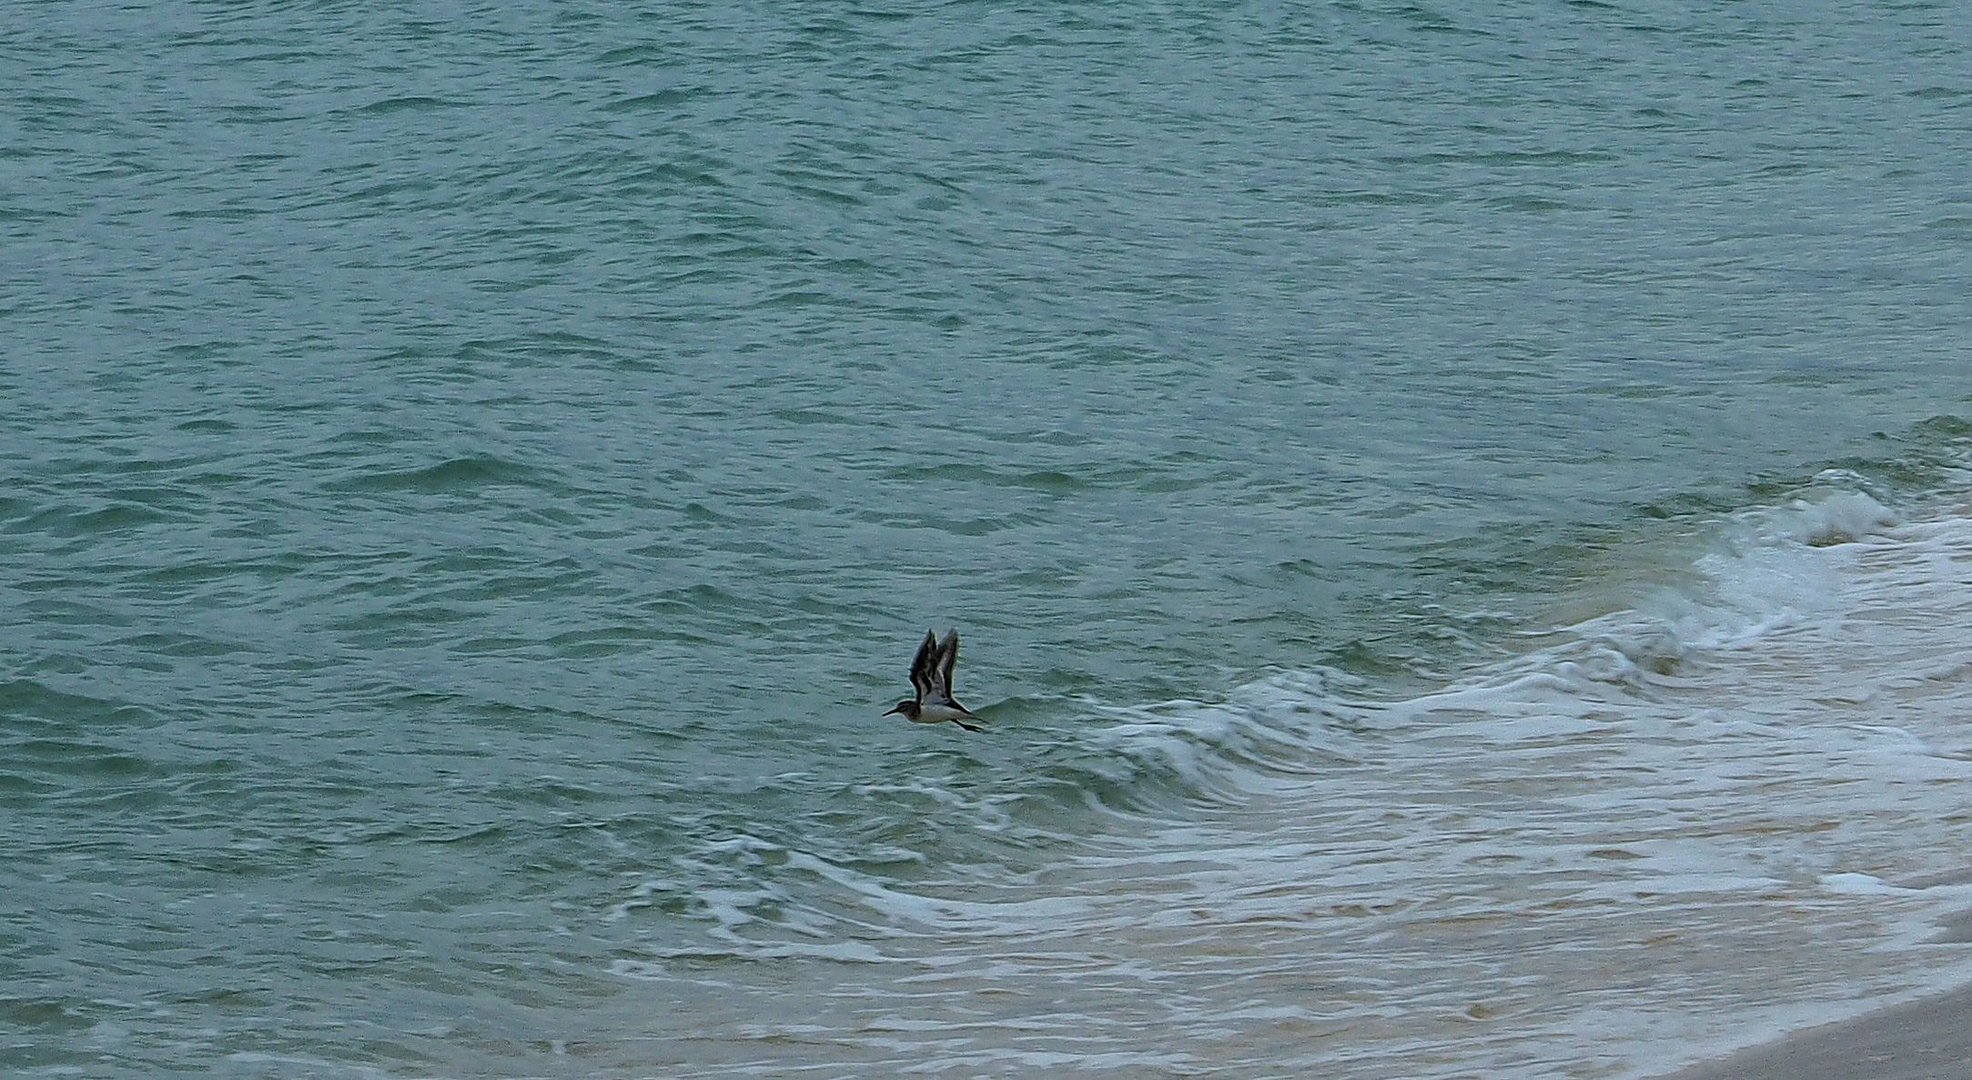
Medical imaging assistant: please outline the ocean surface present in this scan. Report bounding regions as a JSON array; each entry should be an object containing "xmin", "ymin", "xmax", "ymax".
[{"xmin": 6, "ymin": 2, "xmax": 1972, "ymax": 1077}]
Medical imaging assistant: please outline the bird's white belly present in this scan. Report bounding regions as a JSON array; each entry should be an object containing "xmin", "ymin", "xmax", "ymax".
[{"xmin": 916, "ymin": 703, "xmax": 973, "ymax": 725}]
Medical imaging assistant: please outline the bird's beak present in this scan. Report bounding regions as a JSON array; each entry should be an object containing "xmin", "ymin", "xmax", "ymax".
[{"xmin": 882, "ymin": 704, "xmax": 903, "ymax": 716}]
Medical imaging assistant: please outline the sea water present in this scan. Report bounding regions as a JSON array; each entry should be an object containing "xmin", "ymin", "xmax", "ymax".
[{"xmin": 5, "ymin": 2, "xmax": 1972, "ymax": 1076}]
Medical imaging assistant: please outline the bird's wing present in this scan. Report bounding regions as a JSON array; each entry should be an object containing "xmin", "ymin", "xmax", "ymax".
[
  {"xmin": 907, "ymin": 629, "xmax": 938, "ymax": 701},
  {"xmin": 932, "ymin": 628, "xmax": 959, "ymax": 700}
]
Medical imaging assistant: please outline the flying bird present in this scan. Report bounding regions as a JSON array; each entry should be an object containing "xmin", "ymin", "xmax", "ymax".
[{"xmin": 885, "ymin": 628, "xmax": 982, "ymax": 732}]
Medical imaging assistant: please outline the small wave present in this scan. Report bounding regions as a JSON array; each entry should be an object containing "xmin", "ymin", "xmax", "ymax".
[
  {"xmin": 1740, "ymin": 485, "xmax": 1899, "ymax": 548},
  {"xmin": 349, "ymin": 95, "xmax": 460, "ymax": 115},
  {"xmin": 324, "ymin": 454, "xmax": 547, "ymax": 495},
  {"xmin": 997, "ymin": 491, "xmax": 1922, "ymax": 819}
]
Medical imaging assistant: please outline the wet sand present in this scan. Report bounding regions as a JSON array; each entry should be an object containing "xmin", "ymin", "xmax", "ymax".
[
  {"xmin": 1656, "ymin": 894, "xmax": 1972, "ymax": 1080},
  {"xmin": 1655, "ymin": 982, "xmax": 1972, "ymax": 1080}
]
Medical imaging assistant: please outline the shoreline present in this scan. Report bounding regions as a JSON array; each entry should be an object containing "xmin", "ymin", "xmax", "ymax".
[
  {"xmin": 1651, "ymin": 981, "xmax": 1972, "ymax": 1080},
  {"xmin": 1646, "ymin": 898, "xmax": 1972, "ymax": 1080},
  {"xmin": 1639, "ymin": 859, "xmax": 1972, "ymax": 1079}
]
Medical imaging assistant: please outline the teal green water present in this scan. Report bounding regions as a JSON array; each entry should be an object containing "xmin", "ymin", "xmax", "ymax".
[{"xmin": 6, "ymin": 3, "xmax": 1972, "ymax": 1077}]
